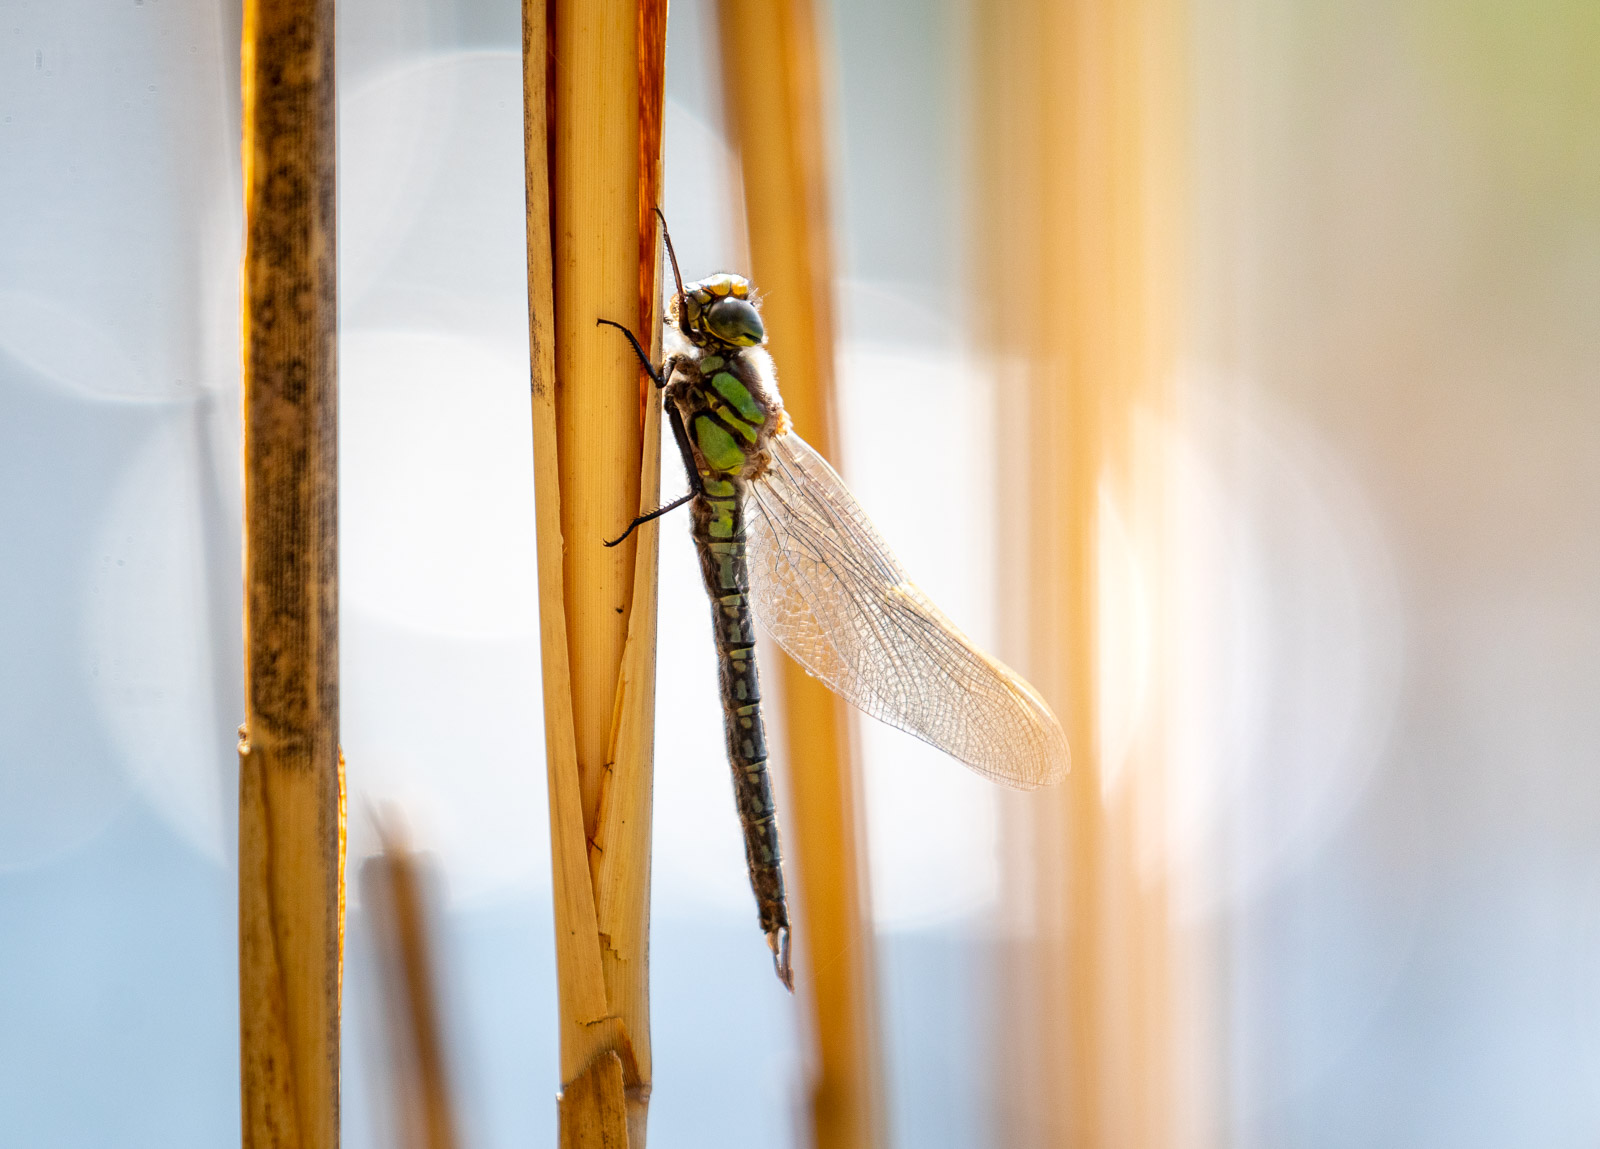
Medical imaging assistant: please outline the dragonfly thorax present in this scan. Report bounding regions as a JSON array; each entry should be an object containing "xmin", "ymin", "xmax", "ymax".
[
  {"xmin": 666, "ymin": 337, "xmax": 784, "ymax": 485},
  {"xmin": 672, "ymin": 273, "xmax": 766, "ymax": 349}
]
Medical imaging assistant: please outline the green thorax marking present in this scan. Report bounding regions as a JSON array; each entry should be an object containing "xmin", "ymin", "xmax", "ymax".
[
  {"xmin": 693, "ymin": 415, "xmax": 748, "ymax": 473},
  {"xmin": 711, "ymin": 372, "xmax": 765, "ymax": 424},
  {"xmin": 682, "ymin": 348, "xmax": 775, "ymax": 479},
  {"xmin": 707, "ymin": 396, "xmax": 759, "ymax": 443}
]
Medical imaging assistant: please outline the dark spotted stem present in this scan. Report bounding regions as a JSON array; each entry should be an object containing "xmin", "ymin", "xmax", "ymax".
[{"xmin": 690, "ymin": 488, "xmax": 793, "ymax": 990}]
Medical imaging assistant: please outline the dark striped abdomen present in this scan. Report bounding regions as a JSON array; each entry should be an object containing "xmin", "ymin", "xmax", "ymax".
[{"xmin": 689, "ymin": 489, "xmax": 788, "ymax": 942}]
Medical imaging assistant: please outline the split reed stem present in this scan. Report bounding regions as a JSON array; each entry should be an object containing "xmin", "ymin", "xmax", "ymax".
[{"xmin": 524, "ymin": 0, "xmax": 668, "ymax": 1144}]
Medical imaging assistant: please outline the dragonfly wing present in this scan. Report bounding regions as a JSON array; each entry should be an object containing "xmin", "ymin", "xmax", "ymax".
[{"xmin": 744, "ymin": 430, "xmax": 1070, "ymax": 789}]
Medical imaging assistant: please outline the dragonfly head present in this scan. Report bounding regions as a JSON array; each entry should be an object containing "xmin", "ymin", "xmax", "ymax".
[{"xmin": 675, "ymin": 273, "xmax": 766, "ymax": 349}]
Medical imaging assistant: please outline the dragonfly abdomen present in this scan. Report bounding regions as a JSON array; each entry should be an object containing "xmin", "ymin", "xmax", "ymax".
[{"xmin": 690, "ymin": 490, "xmax": 790, "ymax": 981}]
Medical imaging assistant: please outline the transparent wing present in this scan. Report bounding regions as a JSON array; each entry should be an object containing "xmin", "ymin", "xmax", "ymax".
[{"xmin": 744, "ymin": 430, "xmax": 1070, "ymax": 789}]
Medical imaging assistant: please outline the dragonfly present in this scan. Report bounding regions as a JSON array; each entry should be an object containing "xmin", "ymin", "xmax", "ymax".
[{"xmin": 600, "ymin": 217, "xmax": 1070, "ymax": 989}]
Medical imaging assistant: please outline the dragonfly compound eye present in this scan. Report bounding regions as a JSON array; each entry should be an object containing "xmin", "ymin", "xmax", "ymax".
[{"xmin": 705, "ymin": 297, "xmax": 765, "ymax": 347}]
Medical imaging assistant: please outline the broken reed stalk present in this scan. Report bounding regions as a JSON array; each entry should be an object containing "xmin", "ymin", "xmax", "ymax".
[
  {"xmin": 523, "ymin": 0, "xmax": 669, "ymax": 1145},
  {"xmin": 362, "ymin": 819, "xmax": 460, "ymax": 1149},
  {"xmin": 715, "ymin": 3, "xmax": 887, "ymax": 1147},
  {"xmin": 238, "ymin": 0, "xmax": 345, "ymax": 1146},
  {"xmin": 974, "ymin": 0, "xmax": 1186, "ymax": 1144}
]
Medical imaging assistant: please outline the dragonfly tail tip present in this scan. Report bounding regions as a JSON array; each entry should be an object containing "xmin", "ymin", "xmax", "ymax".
[{"xmin": 768, "ymin": 927, "xmax": 794, "ymax": 992}]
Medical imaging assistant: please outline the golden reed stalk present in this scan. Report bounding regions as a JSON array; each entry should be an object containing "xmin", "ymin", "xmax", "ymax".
[
  {"xmin": 238, "ymin": 1, "xmax": 345, "ymax": 1145},
  {"xmin": 523, "ymin": 0, "xmax": 668, "ymax": 1144},
  {"xmin": 715, "ymin": 3, "xmax": 887, "ymax": 1148},
  {"xmin": 974, "ymin": 0, "xmax": 1191, "ymax": 1146}
]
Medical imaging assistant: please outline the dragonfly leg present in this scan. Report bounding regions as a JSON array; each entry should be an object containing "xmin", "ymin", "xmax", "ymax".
[
  {"xmin": 665, "ymin": 402, "xmax": 705, "ymax": 497},
  {"xmin": 603, "ymin": 490, "xmax": 696, "ymax": 548},
  {"xmin": 596, "ymin": 318, "xmax": 665, "ymax": 388},
  {"xmin": 600, "ymin": 363, "xmax": 708, "ymax": 546}
]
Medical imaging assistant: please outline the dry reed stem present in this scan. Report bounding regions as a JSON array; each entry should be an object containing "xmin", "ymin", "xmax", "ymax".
[
  {"xmin": 524, "ymin": 0, "xmax": 667, "ymax": 1144},
  {"xmin": 975, "ymin": 0, "xmax": 1187, "ymax": 1144},
  {"xmin": 238, "ymin": 1, "xmax": 344, "ymax": 1146},
  {"xmin": 362, "ymin": 820, "xmax": 460, "ymax": 1149},
  {"xmin": 715, "ymin": 3, "xmax": 886, "ymax": 1147}
]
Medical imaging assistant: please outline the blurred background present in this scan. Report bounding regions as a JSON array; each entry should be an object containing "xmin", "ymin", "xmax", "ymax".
[{"xmin": 2, "ymin": 0, "xmax": 1598, "ymax": 1146}]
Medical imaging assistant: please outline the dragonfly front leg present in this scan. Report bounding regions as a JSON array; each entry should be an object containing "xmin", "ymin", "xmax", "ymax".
[{"xmin": 596, "ymin": 317, "xmax": 666, "ymax": 388}]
